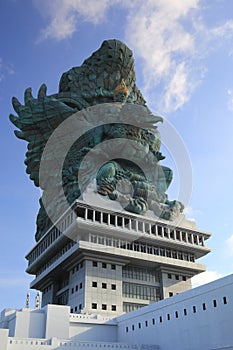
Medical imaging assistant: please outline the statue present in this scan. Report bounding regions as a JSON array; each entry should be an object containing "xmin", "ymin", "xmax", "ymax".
[{"xmin": 10, "ymin": 39, "xmax": 184, "ymax": 241}]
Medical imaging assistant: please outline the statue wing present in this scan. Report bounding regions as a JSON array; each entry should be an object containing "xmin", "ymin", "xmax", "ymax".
[{"xmin": 9, "ymin": 84, "xmax": 77, "ymax": 188}]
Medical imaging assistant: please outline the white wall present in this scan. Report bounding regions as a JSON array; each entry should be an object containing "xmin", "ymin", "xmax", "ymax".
[{"xmin": 117, "ymin": 274, "xmax": 233, "ymax": 350}]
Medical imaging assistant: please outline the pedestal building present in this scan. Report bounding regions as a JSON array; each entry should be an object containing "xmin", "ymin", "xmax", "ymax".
[{"xmin": 25, "ymin": 200, "xmax": 210, "ymax": 316}]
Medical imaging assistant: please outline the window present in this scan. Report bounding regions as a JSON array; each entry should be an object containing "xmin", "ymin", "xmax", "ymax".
[
  {"xmin": 92, "ymin": 281, "xmax": 97, "ymax": 287},
  {"xmin": 138, "ymin": 322, "xmax": 141, "ymax": 329},
  {"xmin": 112, "ymin": 305, "xmax": 116, "ymax": 311},
  {"xmin": 71, "ymin": 288, "xmax": 74, "ymax": 294},
  {"xmin": 79, "ymin": 304, "xmax": 82, "ymax": 310},
  {"xmin": 92, "ymin": 303, "xmax": 97, "ymax": 309},
  {"xmin": 111, "ymin": 264, "xmax": 116, "ymax": 270},
  {"xmin": 126, "ymin": 327, "xmax": 128, "ymax": 333},
  {"xmin": 80, "ymin": 282, "xmax": 82, "ymax": 289},
  {"xmin": 167, "ymin": 314, "xmax": 170, "ymax": 320},
  {"xmin": 102, "ymin": 262, "xmax": 107, "ymax": 268},
  {"xmin": 175, "ymin": 275, "xmax": 179, "ymax": 280},
  {"xmin": 175, "ymin": 311, "xmax": 178, "ymax": 318},
  {"xmin": 145, "ymin": 320, "xmax": 148, "ymax": 327},
  {"xmin": 132, "ymin": 325, "xmax": 135, "ymax": 331},
  {"xmin": 71, "ymin": 308, "xmax": 73, "ymax": 313},
  {"xmin": 74, "ymin": 306, "xmax": 77, "ymax": 312},
  {"xmin": 102, "ymin": 304, "xmax": 107, "ymax": 310},
  {"xmin": 75, "ymin": 285, "xmax": 78, "ymax": 291},
  {"xmin": 202, "ymin": 303, "xmax": 206, "ymax": 311},
  {"xmin": 223, "ymin": 296, "xmax": 227, "ymax": 305},
  {"xmin": 169, "ymin": 292, "xmax": 173, "ymax": 297},
  {"xmin": 168, "ymin": 273, "xmax": 172, "ymax": 279},
  {"xmin": 182, "ymin": 276, "xmax": 187, "ymax": 281},
  {"xmin": 184, "ymin": 308, "xmax": 187, "ymax": 316},
  {"xmin": 159, "ymin": 316, "xmax": 162, "ymax": 323},
  {"xmin": 213, "ymin": 299, "xmax": 217, "ymax": 307},
  {"xmin": 93, "ymin": 261, "xmax": 98, "ymax": 267},
  {"xmin": 111, "ymin": 284, "xmax": 116, "ymax": 290},
  {"xmin": 102, "ymin": 283, "xmax": 107, "ymax": 289},
  {"xmin": 152, "ymin": 318, "xmax": 155, "ymax": 325},
  {"xmin": 193, "ymin": 306, "xmax": 196, "ymax": 313}
]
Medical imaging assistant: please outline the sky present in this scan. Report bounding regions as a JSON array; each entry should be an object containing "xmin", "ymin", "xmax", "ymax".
[{"xmin": 0, "ymin": 0, "xmax": 233, "ymax": 311}]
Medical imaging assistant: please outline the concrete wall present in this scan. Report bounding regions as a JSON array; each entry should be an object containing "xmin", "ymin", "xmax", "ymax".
[
  {"xmin": 117, "ymin": 274, "xmax": 233, "ymax": 350},
  {"xmin": 1, "ymin": 274, "xmax": 233, "ymax": 350}
]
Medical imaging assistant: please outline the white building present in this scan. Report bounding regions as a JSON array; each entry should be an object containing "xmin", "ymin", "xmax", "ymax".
[
  {"xmin": 1, "ymin": 273, "xmax": 233, "ymax": 349},
  {"xmin": 25, "ymin": 200, "xmax": 211, "ymax": 315}
]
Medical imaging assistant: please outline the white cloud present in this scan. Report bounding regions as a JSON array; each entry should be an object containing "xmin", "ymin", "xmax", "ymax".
[
  {"xmin": 34, "ymin": 0, "xmax": 233, "ymax": 112},
  {"xmin": 0, "ymin": 57, "xmax": 14, "ymax": 82},
  {"xmin": 227, "ymin": 89, "xmax": 233, "ymax": 112},
  {"xmin": 192, "ymin": 270, "xmax": 224, "ymax": 288},
  {"xmin": 183, "ymin": 206, "xmax": 202, "ymax": 222},
  {"xmin": 36, "ymin": 0, "xmax": 112, "ymax": 41}
]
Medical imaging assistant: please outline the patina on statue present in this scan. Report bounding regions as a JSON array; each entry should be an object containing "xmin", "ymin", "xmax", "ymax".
[{"xmin": 10, "ymin": 39, "xmax": 184, "ymax": 241}]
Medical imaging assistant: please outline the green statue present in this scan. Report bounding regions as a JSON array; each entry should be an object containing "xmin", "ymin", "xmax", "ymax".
[{"xmin": 10, "ymin": 39, "xmax": 183, "ymax": 241}]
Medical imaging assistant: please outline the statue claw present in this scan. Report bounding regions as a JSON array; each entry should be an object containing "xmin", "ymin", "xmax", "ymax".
[
  {"xmin": 12, "ymin": 96, "xmax": 21, "ymax": 114},
  {"xmin": 24, "ymin": 88, "xmax": 32, "ymax": 103},
  {"xmin": 38, "ymin": 84, "xmax": 47, "ymax": 100}
]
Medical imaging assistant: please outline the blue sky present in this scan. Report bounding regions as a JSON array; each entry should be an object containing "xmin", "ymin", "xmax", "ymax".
[{"xmin": 1, "ymin": 0, "xmax": 233, "ymax": 310}]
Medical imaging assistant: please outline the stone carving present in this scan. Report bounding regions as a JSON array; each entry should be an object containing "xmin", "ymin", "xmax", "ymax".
[{"xmin": 10, "ymin": 39, "xmax": 183, "ymax": 241}]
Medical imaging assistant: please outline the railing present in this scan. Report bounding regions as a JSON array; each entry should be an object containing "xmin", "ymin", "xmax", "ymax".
[{"xmin": 26, "ymin": 201, "xmax": 210, "ymax": 269}]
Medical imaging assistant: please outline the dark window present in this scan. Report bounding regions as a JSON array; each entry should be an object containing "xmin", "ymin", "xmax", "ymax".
[
  {"xmin": 168, "ymin": 273, "xmax": 172, "ymax": 279},
  {"xmin": 167, "ymin": 314, "xmax": 170, "ymax": 320},
  {"xmin": 92, "ymin": 281, "xmax": 97, "ymax": 287},
  {"xmin": 95, "ymin": 211, "xmax": 101, "ymax": 222},
  {"xmin": 103, "ymin": 213, "xmax": 108, "ymax": 223},
  {"xmin": 75, "ymin": 285, "xmax": 78, "ymax": 291},
  {"xmin": 126, "ymin": 327, "xmax": 128, "ymax": 333},
  {"xmin": 102, "ymin": 304, "xmax": 107, "ymax": 310},
  {"xmin": 80, "ymin": 282, "xmax": 82, "ymax": 289},
  {"xmin": 102, "ymin": 283, "xmax": 107, "ymax": 289},
  {"xmin": 87, "ymin": 209, "xmax": 93, "ymax": 220},
  {"xmin": 71, "ymin": 288, "xmax": 74, "ymax": 294},
  {"xmin": 111, "ymin": 264, "xmax": 116, "ymax": 270},
  {"xmin": 213, "ymin": 299, "xmax": 217, "ymax": 307},
  {"xmin": 145, "ymin": 320, "xmax": 148, "ymax": 327},
  {"xmin": 169, "ymin": 292, "xmax": 173, "ymax": 297},
  {"xmin": 193, "ymin": 306, "xmax": 196, "ymax": 313},
  {"xmin": 175, "ymin": 275, "xmax": 179, "ymax": 280},
  {"xmin": 74, "ymin": 306, "xmax": 77, "ymax": 312},
  {"xmin": 92, "ymin": 303, "xmax": 97, "ymax": 309},
  {"xmin": 112, "ymin": 305, "xmax": 116, "ymax": 311},
  {"xmin": 182, "ymin": 276, "xmax": 187, "ymax": 281},
  {"xmin": 76, "ymin": 206, "xmax": 85, "ymax": 218},
  {"xmin": 132, "ymin": 325, "xmax": 135, "ymax": 331},
  {"xmin": 71, "ymin": 308, "xmax": 73, "ymax": 313},
  {"xmin": 175, "ymin": 311, "xmax": 178, "ymax": 318},
  {"xmin": 138, "ymin": 322, "xmax": 141, "ymax": 329},
  {"xmin": 79, "ymin": 304, "xmax": 82, "ymax": 310},
  {"xmin": 184, "ymin": 308, "xmax": 187, "ymax": 316},
  {"xmin": 93, "ymin": 261, "xmax": 98, "ymax": 267},
  {"xmin": 159, "ymin": 316, "xmax": 162, "ymax": 323},
  {"xmin": 111, "ymin": 284, "xmax": 116, "ymax": 290},
  {"xmin": 223, "ymin": 296, "xmax": 227, "ymax": 305},
  {"xmin": 202, "ymin": 303, "xmax": 206, "ymax": 311},
  {"xmin": 102, "ymin": 262, "xmax": 107, "ymax": 268},
  {"xmin": 152, "ymin": 318, "xmax": 155, "ymax": 325}
]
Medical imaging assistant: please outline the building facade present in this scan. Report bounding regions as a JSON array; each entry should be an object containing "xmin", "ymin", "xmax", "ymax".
[
  {"xmin": 1, "ymin": 273, "xmax": 233, "ymax": 350},
  {"xmin": 25, "ymin": 200, "xmax": 211, "ymax": 316}
]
